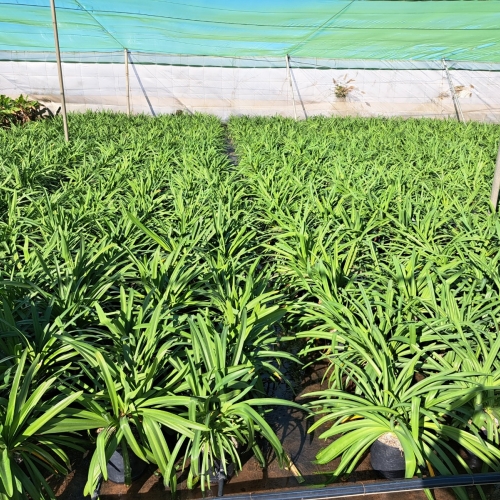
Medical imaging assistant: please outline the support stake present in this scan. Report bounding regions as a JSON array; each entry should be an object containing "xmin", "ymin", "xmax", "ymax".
[
  {"xmin": 442, "ymin": 59, "xmax": 464, "ymax": 123},
  {"xmin": 124, "ymin": 49, "xmax": 131, "ymax": 116},
  {"xmin": 490, "ymin": 141, "xmax": 500, "ymax": 212},
  {"xmin": 286, "ymin": 55, "xmax": 297, "ymax": 120},
  {"xmin": 49, "ymin": 0, "xmax": 69, "ymax": 141}
]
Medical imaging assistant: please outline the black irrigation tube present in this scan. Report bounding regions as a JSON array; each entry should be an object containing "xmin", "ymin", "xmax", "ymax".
[{"xmin": 222, "ymin": 473, "xmax": 500, "ymax": 499}]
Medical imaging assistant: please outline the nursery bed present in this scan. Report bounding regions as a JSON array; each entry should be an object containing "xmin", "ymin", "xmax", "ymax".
[
  {"xmin": 2, "ymin": 113, "xmax": 500, "ymax": 500},
  {"xmin": 53, "ymin": 362, "xmax": 459, "ymax": 500}
]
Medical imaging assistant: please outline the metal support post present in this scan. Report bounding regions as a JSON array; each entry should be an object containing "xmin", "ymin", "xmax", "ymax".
[
  {"xmin": 442, "ymin": 59, "xmax": 464, "ymax": 123},
  {"xmin": 49, "ymin": 0, "xmax": 69, "ymax": 141},
  {"xmin": 490, "ymin": 141, "xmax": 500, "ymax": 212},
  {"xmin": 124, "ymin": 49, "xmax": 131, "ymax": 116},
  {"xmin": 286, "ymin": 55, "xmax": 297, "ymax": 120}
]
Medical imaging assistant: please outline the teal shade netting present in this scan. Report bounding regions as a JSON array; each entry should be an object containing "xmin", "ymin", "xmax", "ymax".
[{"xmin": 1, "ymin": 0, "xmax": 500, "ymax": 61}]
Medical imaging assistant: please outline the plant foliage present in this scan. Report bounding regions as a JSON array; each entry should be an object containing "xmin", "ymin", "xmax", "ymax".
[{"xmin": 1, "ymin": 112, "xmax": 500, "ymax": 499}]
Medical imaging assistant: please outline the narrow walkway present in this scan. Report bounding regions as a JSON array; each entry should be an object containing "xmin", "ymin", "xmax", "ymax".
[{"xmin": 222, "ymin": 123, "xmax": 238, "ymax": 166}]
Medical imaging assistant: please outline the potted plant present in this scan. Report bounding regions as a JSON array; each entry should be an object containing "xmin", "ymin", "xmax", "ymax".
[
  {"xmin": 435, "ymin": 324, "xmax": 500, "ymax": 467},
  {"xmin": 307, "ymin": 363, "xmax": 500, "ymax": 490},
  {"xmin": 174, "ymin": 313, "xmax": 304, "ymax": 493},
  {"xmin": 303, "ymin": 284, "xmax": 500, "ymax": 499},
  {"xmin": 57, "ymin": 294, "xmax": 208, "ymax": 495},
  {"xmin": 0, "ymin": 350, "xmax": 85, "ymax": 500},
  {"xmin": 57, "ymin": 340, "xmax": 207, "ymax": 495}
]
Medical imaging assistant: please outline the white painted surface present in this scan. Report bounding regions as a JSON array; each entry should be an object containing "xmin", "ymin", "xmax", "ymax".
[{"xmin": 1, "ymin": 60, "xmax": 499, "ymax": 121}]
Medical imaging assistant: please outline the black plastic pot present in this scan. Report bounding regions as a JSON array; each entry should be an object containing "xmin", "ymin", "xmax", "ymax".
[
  {"xmin": 370, "ymin": 438, "xmax": 405, "ymax": 479},
  {"xmin": 464, "ymin": 450, "xmax": 483, "ymax": 471},
  {"xmin": 106, "ymin": 447, "xmax": 148, "ymax": 484}
]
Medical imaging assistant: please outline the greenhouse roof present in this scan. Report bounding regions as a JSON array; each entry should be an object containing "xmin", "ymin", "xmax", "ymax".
[{"xmin": 1, "ymin": 0, "xmax": 500, "ymax": 62}]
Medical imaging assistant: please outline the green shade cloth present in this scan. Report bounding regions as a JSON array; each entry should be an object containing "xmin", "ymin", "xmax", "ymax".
[{"xmin": 1, "ymin": 0, "xmax": 499, "ymax": 61}]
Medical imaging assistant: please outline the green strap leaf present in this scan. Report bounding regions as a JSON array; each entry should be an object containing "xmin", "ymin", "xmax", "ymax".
[
  {"xmin": 21, "ymin": 391, "xmax": 83, "ymax": 440},
  {"xmin": 5, "ymin": 349, "xmax": 28, "ymax": 436},
  {"xmin": 0, "ymin": 448, "xmax": 13, "ymax": 497},
  {"xmin": 95, "ymin": 352, "xmax": 120, "ymax": 417}
]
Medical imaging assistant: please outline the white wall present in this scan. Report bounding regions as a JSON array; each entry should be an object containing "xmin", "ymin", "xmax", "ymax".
[{"xmin": 1, "ymin": 60, "xmax": 499, "ymax": 121}]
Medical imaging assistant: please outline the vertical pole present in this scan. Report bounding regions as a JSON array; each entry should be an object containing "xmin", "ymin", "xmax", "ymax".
[
  {"xmin": 124, "ymin": 49, "xmax": 131, "ymax": 116},
  {"xmin": 49, "ymin": 0, "xmax": 69, "ymax": 141},
  {"xmin": 442, "ymin": 59, "xmax": 464, "ymax": 123},
  {"xmin": 286, "ymin": 54, "xmax": 297, "ymax": 120},
  {"xmin": 490, "ymin": 141, "xmax": 500, "ymax": 212}
]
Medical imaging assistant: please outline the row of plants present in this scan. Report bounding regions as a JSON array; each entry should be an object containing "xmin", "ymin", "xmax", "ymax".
[
  {"xmin": 227, "ymin": 116, "xmax": 500, "ymax": 499},
  {"xmin": 0, "ymin": 113, "xmax": 300, "ymax": 499},
  {"xmin": 1, "ymin": 112, "xmax": 500, "ymax": 499}
]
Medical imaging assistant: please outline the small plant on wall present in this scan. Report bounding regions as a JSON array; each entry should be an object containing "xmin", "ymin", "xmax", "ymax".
[{"xmin": 333, "ymin": 76, "xmax": 356, "ymax": 100}]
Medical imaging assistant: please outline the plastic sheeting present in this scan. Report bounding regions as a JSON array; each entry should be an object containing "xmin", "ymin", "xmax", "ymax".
[
  {"xmin": 1, "ymin": 0, "xmax": 500, "ymax": 62},
  {"xmin": 1, "ymin": 58, "xmax": 499, "ymax": 121},
  {"xmin": 3, "ymin": 51, "xmax": 500, "ymax": 72}
]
